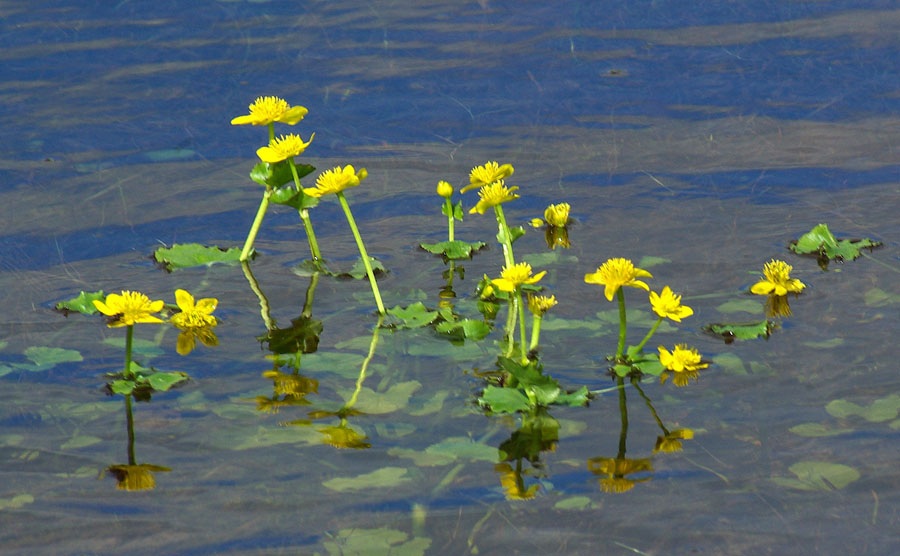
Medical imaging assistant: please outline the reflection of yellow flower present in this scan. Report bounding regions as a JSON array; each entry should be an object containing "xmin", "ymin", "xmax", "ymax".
[
  {"xmin": 231, "ymin": 96, "xmax": 308, "ymax": 126},
  {"xmin": 469, "ymin": 180, "xmax": 520, "ymax": 214},
  {"xmin": 660, "ymin": 369, "xmax": 700, "ymax": 387},
  {"xmin": 106, "ymin": 463, "xmax": 171, "ymax": 491},
  {"xmin": 175, "ymin": 327, "xmax": 218, "ymax": 356},
  {"xmin": 303, "ymin": 165, "xmax": 368, "ymax": 198},
  {"xmin": 649, "ymin": 286, "xmax": 693, "ymax": 322},
  {"xmin": 584, "ymin": 258, "xmax": 652, "ymax": 301},
  {"xmin": 544, "ymin": 226, "xmax": 570, "ymax": 249},
  {"xmin": 543, "ymin": 203, "xmax": 570, "ymax": 227},
  {"xmin": 263, "ymin": 370, "xmax": 319, "ymax": 398},
  {"xmin": 765, "ymin": 294, "xmax": 792, "ymax": 317},
  {"xmin": 527, "ymin": 294, "xmax": 557, "ymax": 316},
  {"xmin": 256, "ymin": 133, "xmax": 315, "ymax": 163},
  {"xmin": 654, "ymin": 429, "xmax": 694, "ymax": 453},
  {"xmin": 462, "ymin": 161, "xmax": 514, "ymax": 193},
  {"xmin": 318, "ymin": 423, "xmax": 371, "ymax": 449},
  {"xmin": 170, "ymin": 289, "xmax": 217, "ymax": 328},
  {"xmin": 491, "ymin": 262, "xmax": 546, "ymax": 292},
  {"xmin": 750, "ymin": 259, "xmax": 806, "ymax": 296},
  {"xmin": 658, "ymin": 344, "xmax": 708, "ymax": 373},
  {"xmin": 436, "ymin": 180, "xmax": 453, "ymax": 198},
  {"xmin": 587, "ymin": 457, "xmax": 652, "ymax": 493},
  {"xmin": 495, "ymin": 463, "xmax": 539, "ymax": 500},
  {"xmin": 93, "ymin": 291, "xmax": 164, "ymax": 327}
]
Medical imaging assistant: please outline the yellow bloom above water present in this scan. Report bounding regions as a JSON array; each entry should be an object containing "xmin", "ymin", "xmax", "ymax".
[
  {"xmin": 93, "ymin": 291, "xmax": 164, "ymax": 327},
  {"xmin": 658, "ymin": 344, "xmax": 708, "ymax": 373},
  {"xmin": 231, "ymin": 96, "xmax": 308, "ymax": 126},
  {"xmin": 256, "ymin": 133, "xmax": 315, "ymax": 163},
  {"xmin": 543, "ymin": 203, "xmax": 570, "ymax": 227},
  {"xmin": 750, "ymin": 259, "xmax": 806, "ymax": 296},
  {"xmin": 584, "ymin": 258, "xmax": 652, "ymax": 301},
  {"xmin": 303, "ymin": 165, "xmax": 368, "ymax": 198},
  {"xmin": 170, "ymin": 289, "xmax": 217, "ymax": 329},
  {"xmin": 491, "ymin": 262, "xmax": 546, "ymax": 292},
  {"xmin": 462, "ymin": 161, "xmax": 514, "ymax": 193},
  {"xmin": 436, "ymin": 180, "xmax": 454, "ymax": 198},
  {"xmin": 649, "ymin": 286, "xmax": 693, "ymax": 322},
  {"xmin": 527, "ymin": 294, "xmax": 557, "ymax": 316},
  {"xmin": 468, "ymin": 180, "xmax": 520, "ymax": 214}
]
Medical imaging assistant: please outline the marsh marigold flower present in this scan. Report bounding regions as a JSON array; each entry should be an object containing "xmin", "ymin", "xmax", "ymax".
[
  {"xmin": 491, "ymin": 262, "xmax": 546, "ymax": 292},
  {"xmin": 469, "ymin": 180, "xmax": 520, "ymax": 214},
  {"xmin": 93, "ymin": 291, "xmax": 164, "ymax": 327},
  {"xmin": 584, "ymin": 258, "xmax": 652, "ymax": 301},
  {"xmin": 231, "ymin": 96, "xmax": 308, "ymax": 126},
  {"xmin": 170, "ymin": 289, "xmax": 217, "ymax": 329},
  {"xmin": 543, "ymin": 203, "xmax": 570, "ymax": 227},
  {"xmin": 658, "ymin": 344, "xmax": 708, "ymax": 373},
  {"xmin": 750, "ymin": 259, "xmax": 806, "ymax": 296},
  {"xmin": 256, "ymin": 133, "xmax": 315, "ymax": 163},
  {"xmin": 462, "ymin": 161, "xmax": 514, "ymax": 193},
  {"xmin": 527, "ymin": 294, "xmax": 557, "ymax": 316},
  {"xmin": 303, "ymin": 165, "xmax": 368, "ymax": 198},
  {"xmin": 436, "ymin": 180, "xmax": 453, "ymax": 198},
  {"xmin": 649, "ymin": 286, "xmax": 693, "ymax": 322}
]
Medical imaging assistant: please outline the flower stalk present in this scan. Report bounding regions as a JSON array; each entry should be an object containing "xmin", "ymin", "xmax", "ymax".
[
  {"xmin": 240, "ymin": 187, "xmax": 272, "ymax": 262},
  {"xmin": 336, "ymin": 191, "xmax": 385, "ymax": 315}
]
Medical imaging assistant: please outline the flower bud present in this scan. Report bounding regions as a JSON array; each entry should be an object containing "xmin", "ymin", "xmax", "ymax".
[{"xmin": 437, "ymin": 180, "xmax": 454, "ymax": 198}]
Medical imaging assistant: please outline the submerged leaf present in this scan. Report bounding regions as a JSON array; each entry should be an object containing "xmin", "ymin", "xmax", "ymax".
[
  {"xmin": 826, "ymin": 395, "xmax": 900, "ymax": 423},
  {"xmin": 24, "ymin": 346, "xmax": 83, "ymax": 367},
  {"xmin": 772, "ymin": 461, "xmax": 860, "ymax": 491},
  {"xmin": 292, "ymin": 257, "xmax": 387, "ymax": 280},
  {"xmin": 387, "ymin": 302, "xmax": 439, "ymax": 329},
  {"xmin": 153, "ymin": 243, "xmax": 242, "ymax": 271},
  {"xmin": 322, "ymin": 467, "xmax": 411, "ymax": 492}
]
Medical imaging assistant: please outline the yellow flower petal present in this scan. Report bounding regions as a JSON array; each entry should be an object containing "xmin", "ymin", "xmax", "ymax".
[
  {"xmin": 231, "ymin": 96, "xmax": 308, "ymax": 126},
  {"xmin": 585, "ymin": 258, "xmax": 652, "ymax": 301}
]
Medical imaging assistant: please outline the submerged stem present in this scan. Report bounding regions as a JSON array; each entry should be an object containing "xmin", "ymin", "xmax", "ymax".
[{"xmin": 337, "ymin": 192, "xmax": 385, "ymax": 315}]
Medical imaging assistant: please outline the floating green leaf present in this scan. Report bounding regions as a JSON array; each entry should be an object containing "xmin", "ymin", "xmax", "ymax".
[
  {"xmin": 790, "ymin": 223, "xmax": 881, "ymax": 269},
  {"xmin": 153, "ymin": 243, "xmax": 242, "ymax": 271},
  {"xmin": 322, "ymin": 466, "xmax": 411, "ymax": 492},
  {"xmin": 418, "ymin": 240, "xmax": 486, "ymax": 260},
  {"xmin": 772, "ymin": 461, "xmax": 860, "ymax": 491},
  {"xmin": 250, "ymin": 160, "xmax": 314, "ymax": 188},
  {"xmin": 479, "ymin": 386, "xmax": 531, "ymax": 413},
  {"xmin": 826, "ymin": 394, "xmax": 900, "ymax": 423},
  {"xmin": 704, "ymin": 320, "xmax": 774, "ymax": 343},
  {"xmin": 55, "ymin": 290, "xmax": 105, "ymax": 315}
]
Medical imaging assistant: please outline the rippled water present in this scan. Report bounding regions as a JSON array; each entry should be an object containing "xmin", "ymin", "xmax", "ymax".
[{"xmin": 2, "ymin": 1, "xmax": 900, "ymax": 554}]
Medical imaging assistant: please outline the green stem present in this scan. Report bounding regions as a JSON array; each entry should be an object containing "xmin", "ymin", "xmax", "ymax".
[
  {"xmin": 615, "ymin": 288, "xmax": 627, "ymax": 360},
  {"xmin": 288, "ymin": 157, "xmax": 323, "ymax": 262},
  {"xmin": 336, "ymin": 192, "xmax": 385, "ymax": 315},
  {"xmin": 123, "ymin": 325, "xmax": 134, "ymax": 379},
  {"xmin": 493, "ymin": 205, "xmax": 515, "ymax": 268},
  {"xmin": 240, "ymin": 188, "xmax": 272, "ymax": 262},
  {"xmin": 504, "ymin": 297, "xmax": 518, "ymax": 358},
  {"xmin": 344, "ymin": 315, "xmax": 383, "ymax": 409},
  {"xmin": 632, "ymin": 317, "xmax": 663, "ymax": 354},
  {"xmin": 445, "ymin": 198, "xmax": 455, "ymax": 242},
  {"xmin": 516, "ymin": 288, "xmax": 528, "ymax": 363},
  {"xmin": 529, "ymin": 314, "xmax": 542, "ymax": 352},
  {"xmin": 241, "ymin": 261, "xmax": 275, "ymax": 331},
  {"xmin": 267, "ymin": 122, "xmax": 275, "ymax": 143}
]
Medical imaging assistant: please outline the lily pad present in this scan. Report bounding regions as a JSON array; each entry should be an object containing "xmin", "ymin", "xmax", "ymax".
[
  {"xmin": 772, "ymin": 461, "xmax": 860, "ymax": 491},
  {"xmin": 418, "ymin": 240, "xmax": 486, "ymax": 260},
  {"xmin": 789, "ymin": 223, "xmax": 881, "ymax": 269},
  {"xmin": 54, "ymin": 290, "xmax": 105, "ymax": 315},
  {"xmin": 153, "ymin": 243, "xmax": 242, "ymax": 271}
]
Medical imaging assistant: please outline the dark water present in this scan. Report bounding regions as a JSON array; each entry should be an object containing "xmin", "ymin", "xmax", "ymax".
[{"xmin": 3, "ymin": 1, "xmax": 900, "ymax": 554}]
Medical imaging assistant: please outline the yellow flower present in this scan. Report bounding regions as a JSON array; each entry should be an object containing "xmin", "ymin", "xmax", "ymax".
[
  {"xmin": 649, "ymin": 286, "xmax": 693, "ymax": 322},
  {"xmin": 750, "ymin": 259, "xmax": 806, "ymax": 296},
  {"xmin": 654, "ymin": 429, "xmax": 694, "ymax": 453},
  {"xmin": 543, "ymin": 203, "xmax": 570, "ymax": 227},
  {"xmin": 527, "ymin": 294, "xmax": 557, "ymax": 316},
  {"xmin": 170, "ymin": 289, "xmax": 217, "ymax": 329},
  {"xmin": 491, "ymin": 262, "xmax": 546, "ymax": 292},
  {"xmin": 436, "ymin": 180, "xmax": 453, "ymax": 198},
  {"xmin": 461, "ymin": 161, "xmax": 514, "ymax": 193},
  {"xmin": 658, "ymin": 344, "xmax": 708, "ymax": 373},
  {"xmin": 93, "ymin": 291, "xmax": 164, "ymax": 327},
  {"xmin": 256, "ymin": 133, "xmax": 315, "ymax": 163},
  {"xmin": 230, "ymin": 96, "xmax": 308, "ymax": 126},
  {"xmin": 303, "ymin": 165, "xmax": 368, "ymax": 198},
  {"xmin": 468, "ymin": 180, "xmax": 520, "ymax": 214},
  {"xmin": 584, "ymin": 258, "xmax": 652, "ymax": 301}
]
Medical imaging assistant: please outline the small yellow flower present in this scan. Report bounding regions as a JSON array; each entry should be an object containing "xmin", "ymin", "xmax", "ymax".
[
  {"xmin": 170, "ymin": 289, "xmax": 217, "ymax": 329},
  {"xmin": 461, "ymin": 161, "xmax": 514, "ymax": 193},
  {"xmin": 436, "ymin": 180, "xmax": 454, "ymax": 198},
  {"xmin": 491, "ymin": 262, "xmax": 546, "ymax": 292},
  {"xmin": 543, "ymin": 203, "xmax": 570, "ymax": 227},
  {"xmin": 750, "ymin": 259, "xmax": 806, "ymax": 296},
  {"xmin": 93, "ymin": 291, "xmax": 164, "ymax": 327},
  {"xmin": 654, "ymin": 429, "xmax": 694, "ymax": 453},
  {"xmin": 658, "ymin": 344, "xmax": 708, "ymax": 373},
  {"xmin": 468, "ymin": 180, "xmax": 520, "ymax": 214},
  {"xmin": 303, "ymin": 165, "xmax": 368, "ymax": 198},
  {"xmin": 649, "ymin": 286, "xmax": 693, "ymax": 322},
  {"xmin": 256, "ymin": 133, "xmax": 315, "ymax": 163},
  {"xmin": 584, "ymin": 258, "xmax": 652, "ymax": 301},
  {"xmin": 527, "ymin": 294, "xmax": 557, "ymax": 316},
  {"xmin": 231, "ymin": 96, "xmax": 308, "ymax": 126}
]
